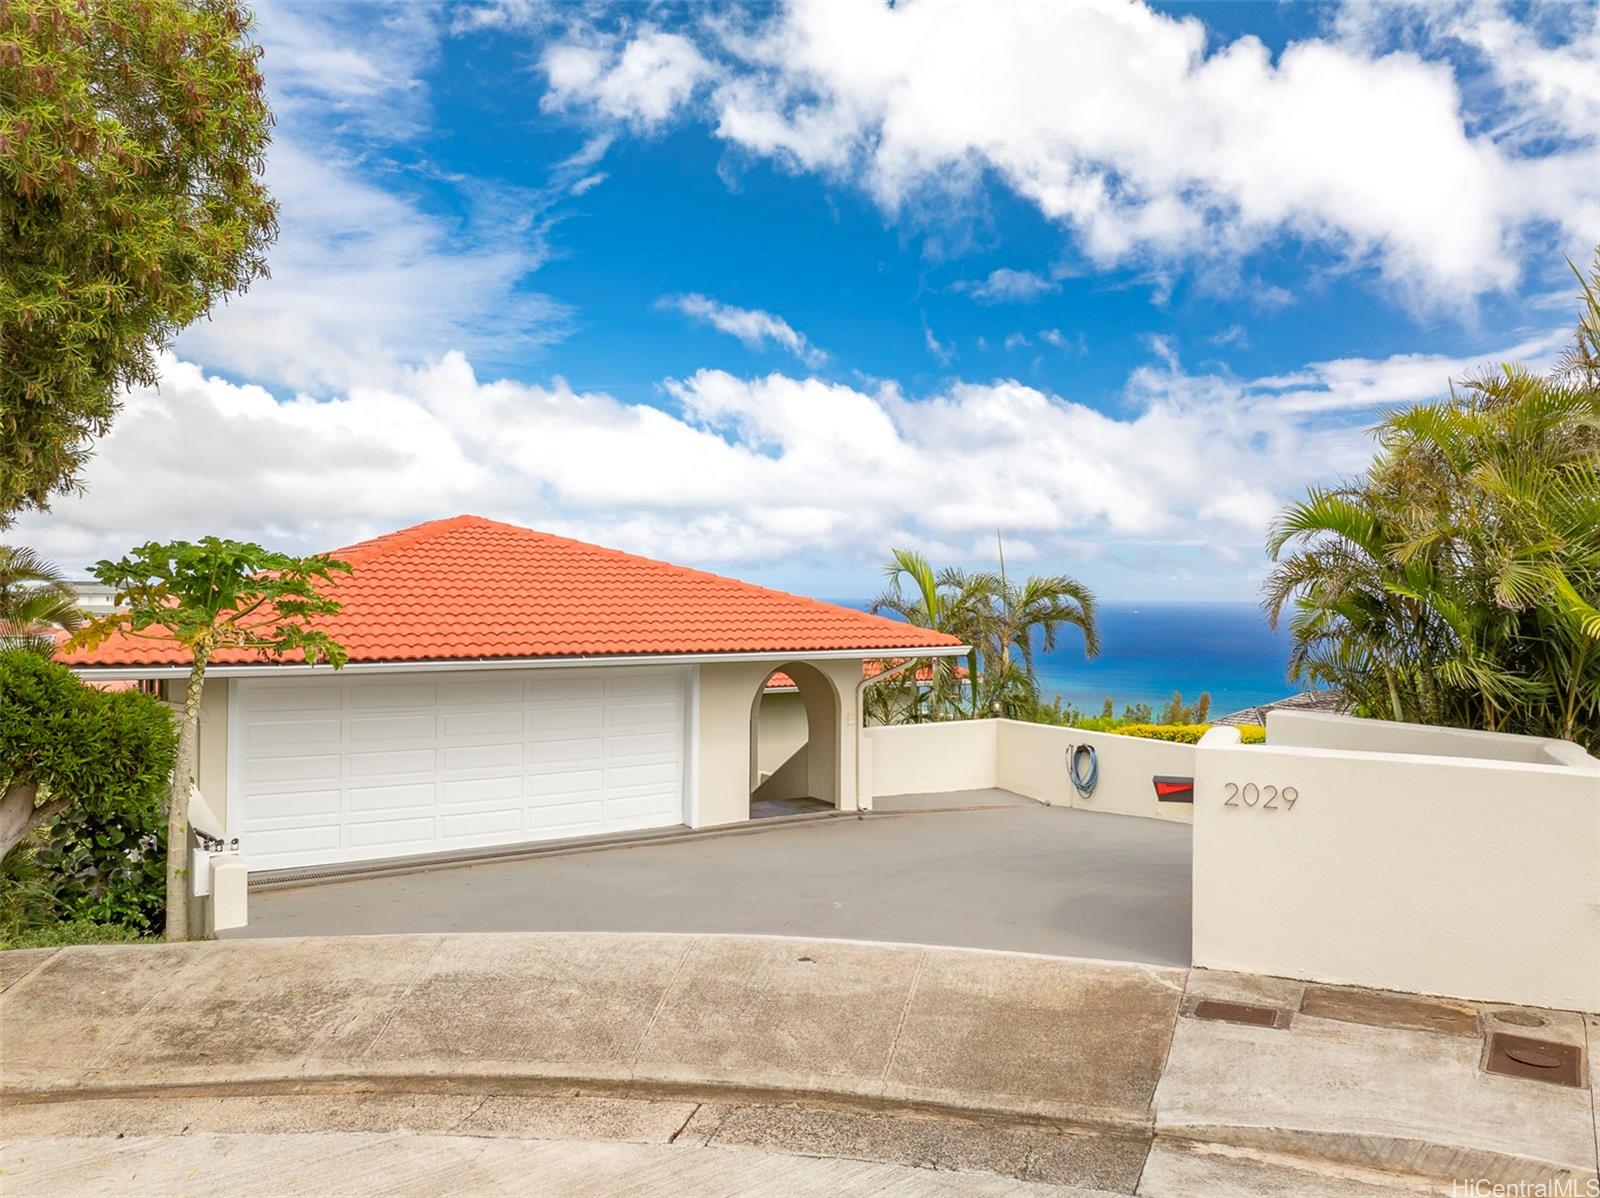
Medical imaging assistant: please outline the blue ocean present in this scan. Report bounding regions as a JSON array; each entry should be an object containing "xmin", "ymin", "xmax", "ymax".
[{"xmin": 840, "ymin": 600, "xmax": 1297, "ymax": 718}]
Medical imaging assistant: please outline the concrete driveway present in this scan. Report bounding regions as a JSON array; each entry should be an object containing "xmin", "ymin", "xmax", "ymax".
[{"xmin": 233, "ymin": 797, "xmax": 1193, "ymax": 966}]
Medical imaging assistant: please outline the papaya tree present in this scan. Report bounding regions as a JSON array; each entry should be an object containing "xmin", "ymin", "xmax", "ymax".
[{"xmin": 71, "ymin": 538, "xmax": 349, "ymax": 939}]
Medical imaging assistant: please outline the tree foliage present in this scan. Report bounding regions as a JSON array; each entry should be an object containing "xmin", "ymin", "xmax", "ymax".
[
  {"xmin": 0, "ymin": 544, "xmax": 82, "ymax": 652},
  {"xmin": 71, "ymin": 537, "xmax": 349, "ymax": 939},
  {"xmin": 867, "ymin": 546, "xmax": 1099, "ymax": 723},
  {"xmin": 0, "ymin": 0, "xmax": 277, "ymax": 521},
  {"xmin": 1264, "ymin": 258, "xmax": 1600, "ymax": 749},
  {"xmin": 0, "ymin": 650, "xmax": 176, "ymax": 937}
]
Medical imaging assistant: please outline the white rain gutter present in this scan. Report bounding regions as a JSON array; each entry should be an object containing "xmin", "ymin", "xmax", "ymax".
[{"xmin": 68, "ymin": 644, "xmax": 971, "ymax": 682}]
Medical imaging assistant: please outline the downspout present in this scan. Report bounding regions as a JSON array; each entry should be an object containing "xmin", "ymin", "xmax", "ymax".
[{"xmin": 853, "ymin": 651, "xmax": 969, "ymax": 814}]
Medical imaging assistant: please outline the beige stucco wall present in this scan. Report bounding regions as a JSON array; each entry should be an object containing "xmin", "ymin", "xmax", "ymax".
[
  {"xmin": 996, "ymin": 719, "xmax": 1197, "ymax": 824},
  {"xmin": 1193, "ymin": 719, "xmax": 1600, "ymax": 1011},
  {"xmin": 1266, "ymin": 707, "xmax": 1581, "ymax": 765},
  {"xmin": 866, "ymin": 719, "xmax": 1198, "ymax": 823},
  {"xmin": 755, "ymin": 691, "xmax": 809, "ymax": 778},
  {"xmin": 168, "ymin": 677, "xmax": 231, "ymax": 830},
  {"xmin": 694, "ymin": 657, "xmax": 864, "ymax": 828}
]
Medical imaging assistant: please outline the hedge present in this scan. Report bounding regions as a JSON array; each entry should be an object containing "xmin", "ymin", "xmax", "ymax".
[
  {"xmin": 1117, "ymin": 723, "xmax": 1266, "ymax": 745},
  {"xmin": 1, "ymin": 650, "xmax": 178, "ymax": 934}
]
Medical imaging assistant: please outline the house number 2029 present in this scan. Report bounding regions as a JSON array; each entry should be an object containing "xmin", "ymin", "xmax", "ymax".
[{"xmin": 1223, "ymin": 783, "xmax": 1297, "ymax": 810}]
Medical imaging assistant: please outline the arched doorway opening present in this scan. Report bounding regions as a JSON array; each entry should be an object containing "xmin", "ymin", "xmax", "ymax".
[{"xmin": 748, "ymin": 662, "xmax": 841, "ymax": 817}]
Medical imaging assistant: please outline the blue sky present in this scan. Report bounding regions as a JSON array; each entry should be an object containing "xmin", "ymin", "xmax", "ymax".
[{"xmin": 22, "ymin": 0, "xmax": 1600, "ymax": 601}]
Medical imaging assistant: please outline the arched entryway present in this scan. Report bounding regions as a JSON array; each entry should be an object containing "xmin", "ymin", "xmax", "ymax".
[{"xmin": 748, "ymin": 662, "xmax": 842, "ymax": 817}]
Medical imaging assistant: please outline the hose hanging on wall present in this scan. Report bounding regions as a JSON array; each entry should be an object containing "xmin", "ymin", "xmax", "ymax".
[{"xmin": 1068, "ymin": 743, "xmax": 1099, "ymax": 799}]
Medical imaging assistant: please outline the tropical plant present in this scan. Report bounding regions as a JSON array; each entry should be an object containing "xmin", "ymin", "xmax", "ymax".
[
  {"xmin": 1, "ymin": 0, "xmax": 278, "ymax": 522},
  {"xmin": 1265, "ymin": 257, "xmax": 1600, "ymax": 749},
  {"xmin": 70, "ymin": 538, "xmax": 349, "ymax": 939},
  {"xmin": 0, "ymin": 650, "xmax": 176, "ymax": 939},
  {"xmin": 869, "ymin": 544, "xmax": 1100, "ymax": 722},
  {"xmin": 0, "ymin": 545, "xmax": 81, "ymax": 652},
  {"xmin": 869, "ymin": 549, "xmax": 988, "ymax": 720}
]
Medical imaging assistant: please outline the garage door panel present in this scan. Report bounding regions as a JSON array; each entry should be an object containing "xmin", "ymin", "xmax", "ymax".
[
  {"xmin": 606, "ymin": 730, "xmax": 679, "ymax": 757},
  {"xmin": 442, "ymin": 742, "xmax": 522, "ymax": 771},
  {"xmin": 442, "ymin": 710, "xmax": 523, "ymax": 738},
  {"xmin": 526, "ymin": 800, "xmax": 605, "ymax": 832},
  {"xmin": 606, "ymin": 673, "xmax": 682, "ymax": 698},
  {"xmin": 350, "ymin": 714, "xmax": 437, "ymax": 742},
  {"xmin": 247, "ymin": 683, "xmax": 342, "ymax": 712},
  {"xmin": 247, "ymin": 754, "xmax": 342, "ymax": 785},
  {"xmin": 608, "ymin": 761, "xmax": 679, "ymax": 789},
  {"xmin": 528, "ymin": 674, "xmax": 605, "ymax": 702},
  {"xmin": 246, "ymin": 719, "xmax": 343, "ymax": 748},
  {"xmin": 347, "ymin": 817, "xmax": 437, "ymax": 850},
  {"xmin": 442, "ymin": 676, "xmax": 525, "ymax": 706},
  {"xmin": 239, "ymin": 667, "xmax": 686, "ymax": 871},
  {"xmin": 524, "ymin": 705, "xmax": 605, "ymax": 731},
  {"xmin": 527, "ymin": 737, "xmax": 606, "ymax": 765},
  {"xmin": 249, "ymin": 824, "xmax": 342, "ymax": 856},
  {"xmin": 608, "ymin": 701, "xmax": 680, "ymax": 727},
  {"xmin": 347, "ymin": 748, "xmax": 434, "ymax": 777},
  {"xmin": 347, "ymin": 782, "xmax": 436, "ymax": 814},
  {"xmin": 526, "ymin": 768, "xmax": 605, "ymax": 798},
  {"xmin": 350, "ymin": 682, "xmax": 438, "ymax": 710},
  {"xmin": 441, "ymin": 808, "xmax": 523, "ymax": 841},
  {"xmin": 442, "ymin": 776, "xmax": 523, "ymax": 806},
  {"xmin": 243, "ymin": 789, "xmax": 343, "ymax": 823}
]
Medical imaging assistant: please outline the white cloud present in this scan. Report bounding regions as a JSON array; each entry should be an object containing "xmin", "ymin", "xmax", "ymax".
[
  {"xmin": 663, "ymin": 294, "xmax": 827, "ymax": 366},
  {"xmin": 922, "ymin": 321, "xmax": 953, "ymax": 365},
  {"xmin": 21, "ymin": 329, "xmax": 1547, "ymax": 579},
  {"xmin": 542, "ymin": 28, "xmax": 713, "ymax": 130},
  {"xmin": 540, "ymin": 0, "xmax": 1600, "ymax": 308},
  {"xmin": 1004, "ymin": 333, "xmax": 1031, "ymax": 351},
  {"xmin": 960, "ymin": 268, "xmax": 1060, "ymax": 304},
  {"xmin": 165, "ymin": 3, "xmax": 576, "ymax": 394},
  {"xmin": 1244, "ymin": 328, "xmax": 1567, "ymax": 413}
]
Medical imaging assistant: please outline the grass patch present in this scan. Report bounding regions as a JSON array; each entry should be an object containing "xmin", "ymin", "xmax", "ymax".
[{"xmin": 1, "ymin": 919, "xmax": 145, "ymax": 951}]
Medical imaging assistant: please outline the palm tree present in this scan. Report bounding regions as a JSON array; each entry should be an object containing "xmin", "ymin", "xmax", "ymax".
[
  {"xmin": 870, "ymin": 549, "xmax": 987, "ymax": 720},
  {"xmin": 0, "ymin": 546, "xmax": 83, "ymax": 654},
  {"xmin": 974, "ymin": 538, "xmax": 1100, "ymax": 719},
  {"xmin": 1265, "ymin": 255, "xmax": 1600, "ymax": 748},
  {"xmin": 870, "ymin": 545, "xmax": 1101, "ymax": 722}
]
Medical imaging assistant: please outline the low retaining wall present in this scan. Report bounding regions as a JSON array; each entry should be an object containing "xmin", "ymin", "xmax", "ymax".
[
  {"xmin": 866, "ymin": 719, "xmax": 1196, "ymax": 823},
  {"xmin": 1194, "ymin": 712, "xmax": 1600, "ymax": 1011}
]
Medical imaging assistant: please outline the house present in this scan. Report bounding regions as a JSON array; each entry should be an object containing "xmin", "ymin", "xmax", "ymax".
[{"xmin": 58, "ymin": 515, "xmax": 966, "ymax": 874}]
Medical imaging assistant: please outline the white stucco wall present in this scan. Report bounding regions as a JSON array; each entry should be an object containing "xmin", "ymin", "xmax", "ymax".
[
  {"xmin": 996, "ymin": 720, "xmax": 1197, "ymax": 824},
  {"xmin": 866, "ymin": 720, "xmax": 999, "ymax": 796},
  {"xmin": 1266, "ymin": 708, "xmax": 1581, "ymax": 765},
  {"xmin": 695, "ymin": 657, "xmax": 863, "ymax": 827},
  {"xmin": 756, "ymin": 691, "xmax": 809, "ymax": 778},
  {"xmin": 867, "ymin": 719, "xmax": 1198, "ymax": 823},
  {"xmin": 1193, "ymin": 718, "xmax": 1600, "ymax": 1011}
]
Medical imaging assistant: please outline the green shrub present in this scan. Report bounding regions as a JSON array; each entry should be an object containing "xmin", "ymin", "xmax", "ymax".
[
  {"xmin": 1117, "ymin": 723, "xmax": 1211, "ymax": 744},
  {"xmin": 1116, "ymin": 723, "xmax": 1267, "ymax": 745},
  {"xmin": 0, "ymin": 919, "xmax": 144, "ymax": 950},
  {"xmin": 1, "ymin": 651, "xmax": 177, "ymax": 935}
]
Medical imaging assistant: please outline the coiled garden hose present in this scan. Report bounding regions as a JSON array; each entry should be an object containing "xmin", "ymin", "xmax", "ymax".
[{"xmin": 1068, "ymin": 743, "xmax": 1099, "ymax": 799}]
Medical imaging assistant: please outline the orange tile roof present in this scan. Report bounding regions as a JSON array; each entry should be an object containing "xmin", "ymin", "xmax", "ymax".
[
  {"xmin": 59, "ymin": 515, "xmax": 964, "ymax": 669},
  {"xmin": 764, "ymin": 661, "xmax": 968, "ymax": 691}
]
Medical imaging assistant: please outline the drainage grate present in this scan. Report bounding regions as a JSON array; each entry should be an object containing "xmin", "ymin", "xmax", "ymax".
[
  {"xmin": 1191, "ymin": 999, "xmax": 1285, "ymax": 1029},
  {"xmin": 1483, "ymin": 1033, "xmax": 1583, "ymax": 1087}
]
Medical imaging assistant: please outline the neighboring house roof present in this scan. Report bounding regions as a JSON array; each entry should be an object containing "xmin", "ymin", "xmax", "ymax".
[
  {"xmin": 764, "ymin": 661, "xmax": 968, "ymax": 692},
  {"xmin": 58, "ymin": 515, "xmax": 965, "ymax": 669},
  {"xmin": 1213, "ymin": 689, "xmax": 1349, "ymax": 726}
]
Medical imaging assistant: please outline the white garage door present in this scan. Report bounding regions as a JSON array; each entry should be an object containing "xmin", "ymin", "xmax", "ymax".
[{"xmin": 233, "ymin": 667, "xmax": 688, "ymax": 872}]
